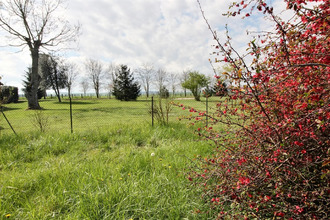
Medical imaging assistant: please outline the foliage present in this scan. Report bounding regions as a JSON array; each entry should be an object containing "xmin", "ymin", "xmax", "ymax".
[
  {"xmin": 181, "ymin": 71, "xmax": 209, "ymax": 101},
  {"xmin": 0, "ymin": 86, "xmax": 19, "ymax": 104},
  {"xmin": 180, "ymin": 70, "xmax": 190, "ymax": 97},
  {"xmin": 113, "ymin": 65, "xmax": 141, "ymax": 101},
  {"xmin": 22, "ymin": 68, "xmax": 44, "ymax": 100},
  {"xmin": 202, "ymin": 79, "xmax": 228, "ymax": 98},
  {"xmin": 202, "ymin": 86, "xmax": 213, "ymax": 98},
  {"xmin": 182, "ymin": 0, "xmax": 330, "ymax": 219},
  {"xmin": 159, "ymin": 85, "xmax": 170, "ymax": 99},
  {"xmin": 213, "ymin": 78, "xmax": 228, "ymax": 97},
  {"xmin": 41, "ymin": 55, "xmax": 68, "ymax": 102}
]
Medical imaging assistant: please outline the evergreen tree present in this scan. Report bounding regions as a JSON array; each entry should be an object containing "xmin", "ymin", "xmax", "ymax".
[
  {"xmin": 203, "ymin": 79, "xmax": 228, "ymax": 97},
  {"xmin": 213, "ymin": 79, "xmax": 228, "ymax": 97},
  {"xmin": 113, "ymin": 65, "xmax": 140, "ymax": 101},
  {"xmin": 22, "ymin": 68, "xmax": 44, "ymax": 100},
  {"xmin": 203, "ymin": 86, "xmax": 214, "ymax": 98}
]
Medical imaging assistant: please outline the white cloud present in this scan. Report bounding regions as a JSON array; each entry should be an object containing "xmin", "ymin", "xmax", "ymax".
[
  {"xmin": 0, "ymin": 0, "xmax": 287, "ymax": 94},
  {"xmin": 0, "ymin": 49, "xmax": 30, "ymax": 92}
]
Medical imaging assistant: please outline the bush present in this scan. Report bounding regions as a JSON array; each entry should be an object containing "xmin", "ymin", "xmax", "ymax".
[
  {"xmin": 0, "ymin": 86, "xmax": 19, "ymax": 104},
  {"xmin": 149, "ymin": 97, "xmax": 173, "ymax": 125},
  {"xmin": 181, "ymin": 1, "xmax": 329, "ymax": 219},
  {"xmin": 30, "ymin": 110, "xmax": 49, "ymax": 132},
  {"xmin": 159, "ymin": 86, "xmax": 169, "ymax": 99}
]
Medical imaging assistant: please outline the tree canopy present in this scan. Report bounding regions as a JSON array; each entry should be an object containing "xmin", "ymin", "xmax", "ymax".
[
  {"xmin": 181, "ymin": 71, "xmax": 209, "ymax": 101},
  {"xmin": 113, "ymin": 65, "xmax": 141, "ymax": 101}
]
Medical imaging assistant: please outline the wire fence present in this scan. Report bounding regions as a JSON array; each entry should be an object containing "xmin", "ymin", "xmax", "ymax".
[{"xmin": 0, "ymin": 95, "xmax": 215, "ymax": 136}]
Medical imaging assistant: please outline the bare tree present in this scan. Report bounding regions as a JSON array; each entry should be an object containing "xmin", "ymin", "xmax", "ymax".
[
  {"xmin": 41, "ymin": 55, "xmax": 68, "ymax": 102},
  {"xmin": 136, "ymin": 63, "xmax": 154, "ymax": 98},
  {"xmin": 80, "ymin": 80, "xmax": 89, "ymax": 97},
  {"xmin": 85, "ymin": 59, "xmax": 103, "ymax": 98},
  {"xmin": 180, "ymin": 70, "xmax": 190, "ymax": 97},
  {"xmin": 64, "ymin": 62, "xmax": 79, "ymax": 98},
  {"xmin": 0, "ymin": 0, "xmax": 80, "ymax": 109},
  {"xmin": 105, "ymin": 63, "xmax": 117, "ymax": 98},
  {"xmin": 155, "ymin": 68, "xmax": 167, "ymax": 94},
  {"xmin": 168, "ymin": 72, "xmax": 178, "ymax": 97}
]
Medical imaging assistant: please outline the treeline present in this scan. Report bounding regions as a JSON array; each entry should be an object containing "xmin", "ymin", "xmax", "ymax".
[{"xmin": 23, "ymin": 54, "xmax": 230, "ymax": 102}]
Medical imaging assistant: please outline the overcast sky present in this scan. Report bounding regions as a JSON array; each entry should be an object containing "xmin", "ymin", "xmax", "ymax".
[{"xmin": 0, "ymin": 0, "xmax": 286, "ymax": 94}]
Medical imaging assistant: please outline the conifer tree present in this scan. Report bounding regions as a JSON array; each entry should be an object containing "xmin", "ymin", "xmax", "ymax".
[
  {"xmin": 22, "ymin": 68, "xmax": 44, "ymax": 100},
  {"xmin": 113, "ymin": 65, "xmax": 140, "ymax": 101}
]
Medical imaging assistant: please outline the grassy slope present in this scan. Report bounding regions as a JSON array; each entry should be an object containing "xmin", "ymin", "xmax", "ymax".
[{"xmin": 0, "ymin": 123, "xmax": 214, "ymax": 219}]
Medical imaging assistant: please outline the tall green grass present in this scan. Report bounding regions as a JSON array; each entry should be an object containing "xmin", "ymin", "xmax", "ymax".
[{"xmin": 0, "ymin": 123, "xmax": 214, "ymax": 219}]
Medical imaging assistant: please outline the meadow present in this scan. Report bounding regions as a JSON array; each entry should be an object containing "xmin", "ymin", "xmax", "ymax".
[
  {"xmin": 0, "ymin": 96, "xmax": 219, "ymax": 219},
  {"xmin": 0, "ymin": 95, "xmax": 214, "ymax": 135}
]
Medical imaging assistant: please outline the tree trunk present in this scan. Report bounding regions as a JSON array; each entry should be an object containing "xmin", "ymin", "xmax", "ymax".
[
  {"xmin": 95, "ymin": 88, "xmax": 99, "ymax": 98},
  {"xmin": 26, "ymin": 47, "xmax": 41, "ymax": 109},
  {"xmin": 54, "ymin": 81, "xmax": 62, "ymax": 102},
  {"xmin": 55, "ymin": 91, "xmax": 62, "ymax": 102},
  {"xmin": 68, "ymin": 86, "xmax": 71, "ymax": 99},
  {"xmin": 146, "ymin": 84, "xmax": 149, "ymax": 98},
  {"xmin": 95, "ymin": 83, "xmax": 100, "ymax": 98},
  {"xmin": 192, "ymin": 88, "xmax": 200, "ymax": 101}
]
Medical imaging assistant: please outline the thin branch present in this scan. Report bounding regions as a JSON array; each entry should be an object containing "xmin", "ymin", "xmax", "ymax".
[{"xmin": 197, "ymin": 0, "xmax": 282, "ymax": 143}]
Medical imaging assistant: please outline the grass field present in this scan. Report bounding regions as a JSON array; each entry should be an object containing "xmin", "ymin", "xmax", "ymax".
[
  {"xmin": 0, "ymin": 96, "xmax": 220, "ymax": 219},
  {"xmin": 0, "ymin": 96, "xmax": 215, "ymax": 135}
]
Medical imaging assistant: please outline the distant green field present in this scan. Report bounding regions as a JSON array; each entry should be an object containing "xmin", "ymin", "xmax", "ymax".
[{"xmin": 0, "ymin": 96, "xmax": 221, "ymax": 135}]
